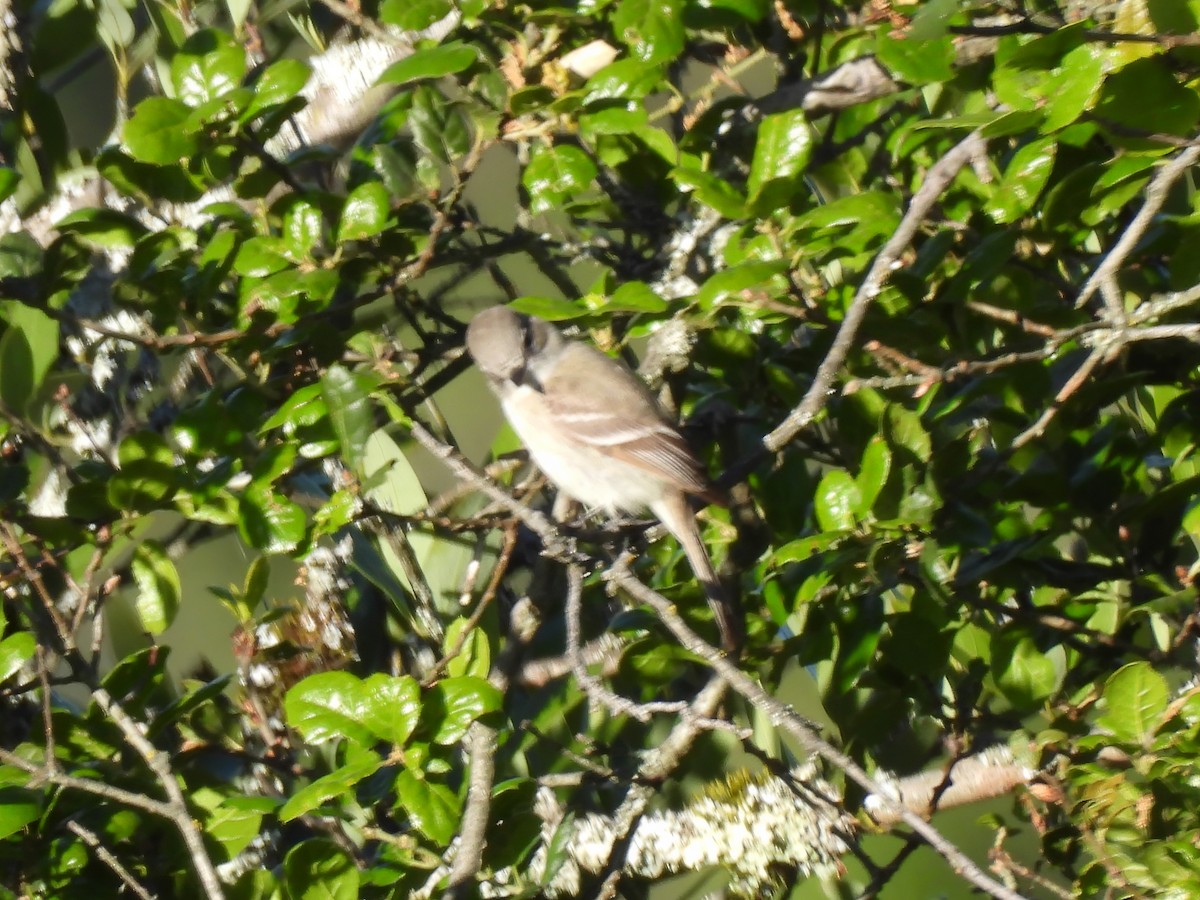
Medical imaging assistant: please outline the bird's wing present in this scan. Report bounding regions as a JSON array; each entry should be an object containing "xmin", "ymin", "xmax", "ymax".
[{"xmin": 541, "ymin": 344, "xmax": 715, "ymax": 497}]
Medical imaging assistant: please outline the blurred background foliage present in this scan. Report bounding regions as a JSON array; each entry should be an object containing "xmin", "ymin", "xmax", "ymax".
[{"xmin": 2, "ymin": 0, "xmax": 1200, "ymax": 896}]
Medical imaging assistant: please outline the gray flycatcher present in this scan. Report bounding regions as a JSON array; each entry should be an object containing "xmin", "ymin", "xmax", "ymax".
[{"xmin": 466, "ymin": 305, "xmax": 742, "ymax": 652}]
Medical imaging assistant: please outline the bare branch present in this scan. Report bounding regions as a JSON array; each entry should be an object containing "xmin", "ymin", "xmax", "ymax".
[
  {"xmin": 607, "ymin": 563, "xmax": 1030, "ymax": 900},
  {"xmin": 1075, "ymin": 141, "xmax": 1200, "ymax": 314},
  {"xmin": 92, "ymin": 689, "xmax": 226, "ymax": 900}
]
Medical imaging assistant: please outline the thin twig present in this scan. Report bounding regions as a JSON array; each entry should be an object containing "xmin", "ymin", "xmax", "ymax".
[
  {"xmin": 765, "ymin": 129, "xmax": 987, "ymax": 451},
  {"xmin": 1009, "ymin": 348, "xmax": 1107, "ymax": 451},
  {"xmin": 409, "ymin": 422, "xmax": 562, "ymax": 546},
  {"xmin": 440, "ymin": 528, "xmax": 545, "ymax": 897},
  {"xmin": 0, "ymin": 747, "xmax": 176, "ymax": 819},
  {"xmin": 587, "ymin": 674, "xmax": 731, "ymax": 899},
  {"xmin": 566, "ymin": 562, "xmax": 692, "ymax": 722},
  {"xmin": 66, "ymin": 819, "xmax": 157, "ymax": 900},
  {"xmin": 520, "ymin": 633, "xmax": 627, "ymax": 687},
  {"xmin": 91, "ymin": 689, "xmax": 226, "ymax": 900},
  {"xmin": 1075, "ymin": 142, "xmax": 1200, "ymax": 314},
  {"xmin": 424, "ymin": 525, "xmax": 518, "ymax": 687}
]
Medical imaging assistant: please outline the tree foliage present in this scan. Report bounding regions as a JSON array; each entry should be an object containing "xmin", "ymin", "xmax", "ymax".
[{"xmin": 2, "ymin": 0, "xmax": 1200, "ymax": 897}]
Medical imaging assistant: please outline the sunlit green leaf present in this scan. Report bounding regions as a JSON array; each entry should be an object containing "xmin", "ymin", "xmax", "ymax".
[
  {"xmin": 612, "ymin": 0, "xmax": 684, "ymax": 65},
  {"xmin": 377, "ymin": 42, "xmax": 478, "ymax": 85},
  {"xmin": 0, "ymin": 633, "xmax": 35, "ymax": 685},
  {"xmin": 171, "ymin": 29, "xmax": 247, "ymax": 106},
  {"xmin": 1099, "ymin": 661, "xmax": 1168, "ymax": 744},
  {"xmin": 337, "ymin": 181, "xmax": 391, "ymax": 243},
  {"xmin": 131, "ymin": 541, "xmax": 181, "ymax": 634},
  {"xmin": 523, "ymin": 144, "xmax": 597, "ymax": 214},
  {"xmin": 815, "ymin": 469, "xmax": 860, "ymax": 532},
  {"xmin": 426, "ymin": 676, "xmax": 502, "ymax": 745},
  {"xmin": 279, "ymin": 755, "xmax": 383, "ymax": 822},
  {"xmin": 746, "ymin": 110, "xmax": 813, "ymax": 216}
]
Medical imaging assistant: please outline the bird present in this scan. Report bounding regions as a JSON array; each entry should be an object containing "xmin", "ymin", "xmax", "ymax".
[{"xmin": 465, "ymin": 305, "xmax": 742, "ymax": 652}]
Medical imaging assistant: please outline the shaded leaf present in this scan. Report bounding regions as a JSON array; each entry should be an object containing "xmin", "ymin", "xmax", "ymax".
[
  {"xmin": 393, "ymin": 768, "xmax": 460, "ymax": 845},
  {"xmin": 284, "ymin": 839, "xmax": 359, "ymax": 900}
]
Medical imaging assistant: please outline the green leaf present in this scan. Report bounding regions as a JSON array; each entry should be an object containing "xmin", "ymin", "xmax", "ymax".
[
  {"xmin": 583, "ymin": 59, "xmax": 662, "ymax": 104},
  {"xmin": 377, "ymin": 42, "xmax": 478, "ymax": 86},
  {"xmin": 108, "ymin": 432, "xmax": 180, "ymax": 512},
  {"xmin": 507, "ymin": 297, "xmax": 586, "ymax": 320},
  {"xmin": 523, "ymin": 144, "xmax": 597, "ymax": 214},
  {"xmin": 856, "ymin": 437, "xmax": 892, "ymax": 512},
  {"xmin": 0, "ymin": 167, "xmax": 18, "ymax": 204},
  {"xmin": 124, "ymin": 97, "xmax": 198, "ymax": 164},
  {"xmin": 321, "ymin": 364, "xmax": 376, "ymax": 467},
  {"xmin": 148, "ymin": 675, "xmax": 233, "ymax": 738},
  {"xmin": 690, "ymin": 0, "xmax": 767, "ymax": 24},
  {"xmin": 285, "ymin": 672, "xmax": 376, "ymax": 747},
  {"xmin": 1093, "ymin": 57, "xmax": 1200, "ymax": 141},
  {"xmin": 579, "ymin": 105, "xmax": 649, "ymax": 138},
  {"xmin": 795, "ymin": 191, "xmax": 902, "ymax": 242},
  {"xmin": 0, "ymin": 632, "xmax": 35, "ymax": 684},
  {"xmin": 284, "ymin": 839, "xmax": 359, "ymax": 900},
  {"xmin": 746, "ymin": 110, "xmax": 813, "ymax": 215},
  {"xmin": 427, "ymin": 676, "xmax": 502, "ymax": 744},
  {"xmin": 1040, "ymin": 43, "xmax": 1109, "ymax": 133},
  {"xmin": 393, "ymin": 768, "xmax": 460, "ymax": 845},
  {"xmin": 261, "ymin": 383, "xmax": 327, "ymax": 434},
  {"xmin": 337, "ymin": 182, "xmax": 390, "ymax": 243},
  {"xmin": 237, "ymin": 484, "xmax": 306, "ymax": 554},
  {"xmin": 540, "ymin": 810, "xmax": 577, "ymax": 888},
  {"xmin": 670, "ymin": 166, "xmax": 746, "ymax": 219},
  {"xmin": 0, "ymin": 788, "xmax": 40, "ymax": 841},
  {"xmin": 885, "ymin": 406, "xmax": 932, "ymax": 463},
  {"xmin": 410, "ymin": 84, "xmax": 472, "ymax": 165},
  {"xmin": 993, "ymin": 638, "xmax": 1061, "ymax": 709},
  {"xmin": 0, "ymin": 301, "xmax": 58, "ymax": 414},
  {"xmin": 131, "ymin": 541, "xmax": 181, "ymax": 634},
  {"xmin": 692, "ymin": 260, "xmax": 790, "ymax": 308},
  {"xmin": 279, "ymin": 755, "xmax": 383, "ymax": 822},
  {"xmin": 979, "ymin": 109, "xmax": 1047, "ymax": 138},
  {"xmin": 53, "ymin": 208, "xmax": 149, "ymax": 249},
  {"xmin": 986, "ymin": 137, "xmax": 1057, "ymax": 224},
  {"xmin": 815, "ymin": 469, "xmax": 861, "ymax": 532},
  {"xmin": 360, "ymin": 673, "xmax": 422, "ymax": 746},
  {"xmin": 95, "ymin": 0, "xmax": 134, "ymax": 54},
  {"xmin": 171, "ymin": 28, "xmax": 247, "ymax": 106},
  {"xmin": 379, "ymin": 0, "xmax": 451, "ymax": 30},
  {"xmin": 0, "ymin": 232, "xmax": 42, "ymax": 278},
  {"xmin": 612, "ymin": 0, "xmax": 684, "ymax": 65},
  {"xmin": 204, "ymin": 797, "xmax": 267, "ymax": 858},
  {"xmin": 280, "ymin": 197, "xmax": 324, "ymax": 261},
  {"xmin": 603, "ymin": 281, "xmax": 668, "ymax": 314},
  {"xmin": 1099, "ymin": 661, "xmax": 1168, "ymax": 744},
  {"xmin": 444, "ymin": 618, "xmax": 491, "ymax": 679},
  {"xmin": 362, "ymin": 428, "xmax": 473, "ymax": 616},
  {"xmin": 906, "ymin": 0, "xmax": 959, "ymax": 40},
  {"xmin": 245, "ymin": 58, "xmax": 311, "ymax": 120},
  {"xmin": 875, "ymin": 30, "xmax": 955, "ymax": 84}
]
